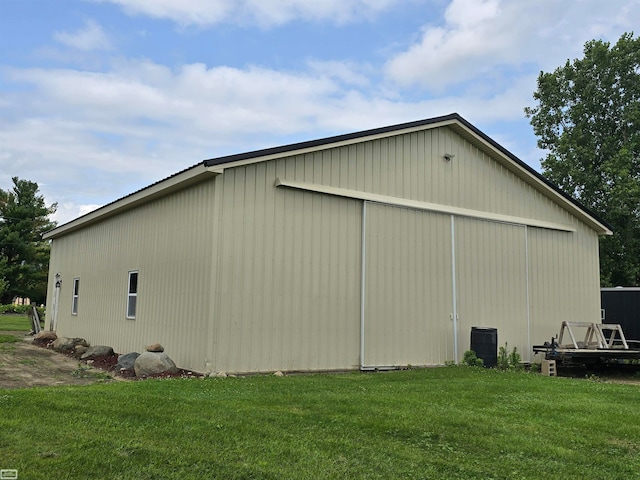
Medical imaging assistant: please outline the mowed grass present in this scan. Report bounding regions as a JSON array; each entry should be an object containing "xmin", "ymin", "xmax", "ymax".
[
  {"xmin": 0, "ymin": 313, "xmax": 32, "ymax": 331},
  {"xmin": 1, "ymin": 368, "xmax": 639, "ymax": 479}
]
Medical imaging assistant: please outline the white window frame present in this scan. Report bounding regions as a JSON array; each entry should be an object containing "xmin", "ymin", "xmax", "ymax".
[
  {"xmin": 71, "ymin": 277, "xmax": 80, "ymax": 315},
  {"xmin": 126, "ymin": 270, "xmax": 138, "ymax": 319}
]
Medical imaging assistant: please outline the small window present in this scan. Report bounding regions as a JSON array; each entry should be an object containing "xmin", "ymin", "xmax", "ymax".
[
  {"xmin": 126, "ymin": 271, "xmax": 138, "ymax": 319},
  {"xmin": 71, "ymin": 278, "xmax": 80, "ymax": 315}
]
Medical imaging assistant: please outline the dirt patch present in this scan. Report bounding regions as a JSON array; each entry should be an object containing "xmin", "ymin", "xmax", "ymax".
[{"xmin": 0, "ymin": 332, "xmax": 114, "ymax": 389}]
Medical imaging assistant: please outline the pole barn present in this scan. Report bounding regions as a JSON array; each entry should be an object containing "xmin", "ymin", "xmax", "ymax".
[{"xmin": 44, "ymin": 114, "xmax": 612, "ymax": 374}]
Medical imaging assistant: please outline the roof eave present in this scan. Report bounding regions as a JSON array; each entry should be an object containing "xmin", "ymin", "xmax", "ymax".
[{"xmin": 43, "ymin": 164, "xmax": 217, "ymax": 240}]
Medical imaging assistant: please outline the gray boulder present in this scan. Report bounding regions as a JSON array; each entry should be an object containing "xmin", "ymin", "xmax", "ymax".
[
  {"xmin": 115, "ymin": 352, "xmax": 140, "ymax": 372},
  {"xmin": 134, "ymin": 352, "xmax": 178, "ymax": 377},
  {"xmin": 81, "ymin": 345, "xmax": 114, "ymax": 360},
  {"xmin": 52, "ymin": 337, "xmax": 88, "ymax": 353},
  {"xmin": 74, "ymin": 345, "xmax": 88, "ymax": 358}
]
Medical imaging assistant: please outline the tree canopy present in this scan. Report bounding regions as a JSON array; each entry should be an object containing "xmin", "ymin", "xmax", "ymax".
[
  {"xmin": 0, "ymin": 177, "xmax": 57, "ymax": 304},
  {"xmin": 525, "ymin": 32, "xmax": 640, "ymax": 286}
]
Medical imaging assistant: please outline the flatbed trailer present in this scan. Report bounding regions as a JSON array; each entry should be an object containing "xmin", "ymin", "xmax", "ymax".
[{"xmin": 533, "ymin": 321, "xmax": 640, "ymax": 365}]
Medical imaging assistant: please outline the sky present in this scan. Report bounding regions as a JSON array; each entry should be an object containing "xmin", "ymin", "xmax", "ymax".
[{"xmin": 1, "ymin": 0, "xmax": 638, "ymax": 226}]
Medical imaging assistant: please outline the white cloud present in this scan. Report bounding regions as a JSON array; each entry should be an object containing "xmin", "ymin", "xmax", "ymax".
[
  {"xmin": 307, "ymin": 60, "xmax": 372, "ymax": 88},
  {"xmin": 53, "ymin": 19, "xmax": 112, "ymax": 51},
  {"xmin": 385, "ymin": 0, "xmax": 640, "ymax": 91},
  {"xmin": 50, "ymin": 202, "xmax": 101, "ymax": 226},
  {"xmin": 94, "ymin": 0, "xmax": 400, "ymax": 26}
]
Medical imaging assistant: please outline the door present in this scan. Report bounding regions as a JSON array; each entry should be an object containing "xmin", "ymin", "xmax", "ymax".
[
  {"xmin": 454, "ymin": 218, "xmax": 529, "ymax": 361},
  {"xmin": 363, "ymin": 203, "xmax": 454, "ymax": 367}
]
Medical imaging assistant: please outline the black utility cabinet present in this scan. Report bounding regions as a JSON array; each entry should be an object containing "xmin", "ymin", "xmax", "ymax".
[{"xmin": 601, "ymin": 288, "xmax": 640, "ymax": 341}]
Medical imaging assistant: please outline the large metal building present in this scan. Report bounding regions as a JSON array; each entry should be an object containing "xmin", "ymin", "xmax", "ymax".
[{"xmin": 44, "ymin": 114, "xmax": 611, "ymax": 374}]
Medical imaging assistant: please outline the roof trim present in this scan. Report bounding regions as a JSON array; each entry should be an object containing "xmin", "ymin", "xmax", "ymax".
[
  {"xmin": 446, "ymin": 116, "xmax": 612, "ymax": 236},
  {"xmin": 204, "ymin": 114, "xmax": 459, "ymax": 171},
  {"xmin": 44, "ymin": 164, "xmax": 217, "ymax": 239}
]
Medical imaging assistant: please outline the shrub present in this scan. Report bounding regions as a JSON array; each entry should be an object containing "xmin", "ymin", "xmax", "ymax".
[
  {"xmin": 497, "ymin": 343, "xmax": 523, "ymax": 370},
  {"xmin": 0, "ymin": 304, "xmax": 45, "ymax": 319},
  {"xmin": 462, "ymin": 350, "xmax": 484, "ymax": 367}
]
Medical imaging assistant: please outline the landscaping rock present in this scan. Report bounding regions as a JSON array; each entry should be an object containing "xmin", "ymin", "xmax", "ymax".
[
  {"xmin": 115, "ymin": 352, "xmax": 140, "ymax": 372},
  {"xmin": 134, "ymin": 352, "xmax": 178, "ymax": 377},
  {"xmin": 145, "ymin": 343, "xmax": 164, "ymax": 353},
  {"xmin": 74, "ymin": 345, "xmax": 88, "ymax": 358},
  {"xmin": 52, "ymin": 337, "xmax": 88, "ymax": 353},
  {"xmin": 273, "ymin": 371, "xmax": 284, "ymax": 377},
  {"xmin": 81, "ymin": 345, "xmax": 114, "ymax": 360},
  {"xmin": 33, "ymin": 331, "xmax": 57, "ymax": 342}
]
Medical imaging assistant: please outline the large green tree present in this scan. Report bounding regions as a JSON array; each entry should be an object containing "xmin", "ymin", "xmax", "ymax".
[
  {"xmin": 525, "ymin": 32, "xmax": 640, "ymax": 287},
  {"xmin": 0, "ymin": 177, "xmax": 57, "ymax": 304}
]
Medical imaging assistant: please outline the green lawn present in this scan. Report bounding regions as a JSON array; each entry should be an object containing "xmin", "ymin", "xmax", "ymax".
[
  {"xmin": 0, "ymin": 314, "xmax": 32, "ymax": 331},
  {"xmin": 1, "ymin": 368, "xmax": 639, "ymax": 479}
]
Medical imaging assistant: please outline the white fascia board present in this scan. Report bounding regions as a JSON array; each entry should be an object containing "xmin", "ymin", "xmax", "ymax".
[
  {"xmin": 44, "ymin": 164, "xmax": 218, "ymax": 239},
  {"xmin": 275, "ymin": 178, "xmax": 577, "ymax": 233}
]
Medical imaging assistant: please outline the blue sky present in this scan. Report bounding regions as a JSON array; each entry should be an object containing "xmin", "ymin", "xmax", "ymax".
[{"xmin": 1, "ymin": 0, "xmax": 638, "ymax": 225}]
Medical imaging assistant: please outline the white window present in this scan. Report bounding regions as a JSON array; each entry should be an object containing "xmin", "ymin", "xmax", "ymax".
[
  {"xmin": 126, "ymin": 271, "xmax": 138, "ymax": 319},
  {"xmin": 71, "ymin": 278, "xmax": 80, "ymax": 315}
]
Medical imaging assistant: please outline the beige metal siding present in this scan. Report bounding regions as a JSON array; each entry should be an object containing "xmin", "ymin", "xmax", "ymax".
[
  {"xmin": 211, "ymin": 163, "xmax": 362, "ymax": 373},
  {"xmin": 274, "ymin": 127, "xmax": 577, "ymax": 229},
  {"xmin": 454, "ymin": 218, "xmax": 529, "ymax": 361},
  {"xmin": 528, "ymin": 224, "xmax": 601, "ymax": 352},
  {"xmin": 364, "ymin": 203, "xmax": 454, "ymax": 366},
  {"xmin": 46, "ymin": 178, "xmax": 216, "ymax": 372}
]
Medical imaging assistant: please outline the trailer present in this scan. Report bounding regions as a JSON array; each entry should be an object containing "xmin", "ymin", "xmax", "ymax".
[{"xmin": 533, "ymin": 321, "xmax": 640, "ymax": 366}]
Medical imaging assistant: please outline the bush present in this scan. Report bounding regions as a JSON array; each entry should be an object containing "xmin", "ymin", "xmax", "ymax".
[
  {"xmin": 462, "ymin": 350, "xmax": 484, "ymax": 367},
  {"xmin": 0, "ymin": 304, "xmax": 45, "ymax": 320},
  {"xmin": 497, "ymin": 343, "xmax": 522, "ymax": 370}
]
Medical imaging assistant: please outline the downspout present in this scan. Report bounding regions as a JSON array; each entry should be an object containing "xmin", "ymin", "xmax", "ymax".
[
  {"xmin": 360, "ymin": 201, "xmax": 368, "ymax": 370},
  {"xmin": 524, "ymin": 226, "xmax": 531, "ymax": 362},
  {"xmin": 50, "ymin": 273, "xmax": 61, "ymax": 331},
  {"xmin": 450, "ymin": 216, "xmax": 458, "ymax": 363}
]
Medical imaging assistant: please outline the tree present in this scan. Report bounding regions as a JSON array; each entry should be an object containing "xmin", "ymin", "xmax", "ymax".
[
  {"xmin": 525, "ymin": 32, "xmax": 640, "ymax": 286},
  {"xmin": 0, "ymin": 177, "xmax": 57, "ymax": 304}
]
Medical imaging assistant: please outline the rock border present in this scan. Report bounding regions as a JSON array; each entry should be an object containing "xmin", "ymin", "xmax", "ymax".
[{"xmin": 31, "ymin": 333, "xmax": 202, "ymax": 380}]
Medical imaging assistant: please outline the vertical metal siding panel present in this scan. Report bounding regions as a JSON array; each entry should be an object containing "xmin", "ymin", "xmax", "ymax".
[
  {"xmin": 455, "ymin": 218, "xmax": 528, "ymax": 359},
  {"xmin": 364, "ymin": 204, "xmax": 453, "ymax": 366},
  {"xmin": 528, "ymin": 224, "xmax": 601, "ymax": 354},
  {"xmin": 416, "ymin": 131, "xmax": 426, "ymax": 202},
  {"xmin": 214, "ymin": 157, "xmax": 361, "ymax": 373}
]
